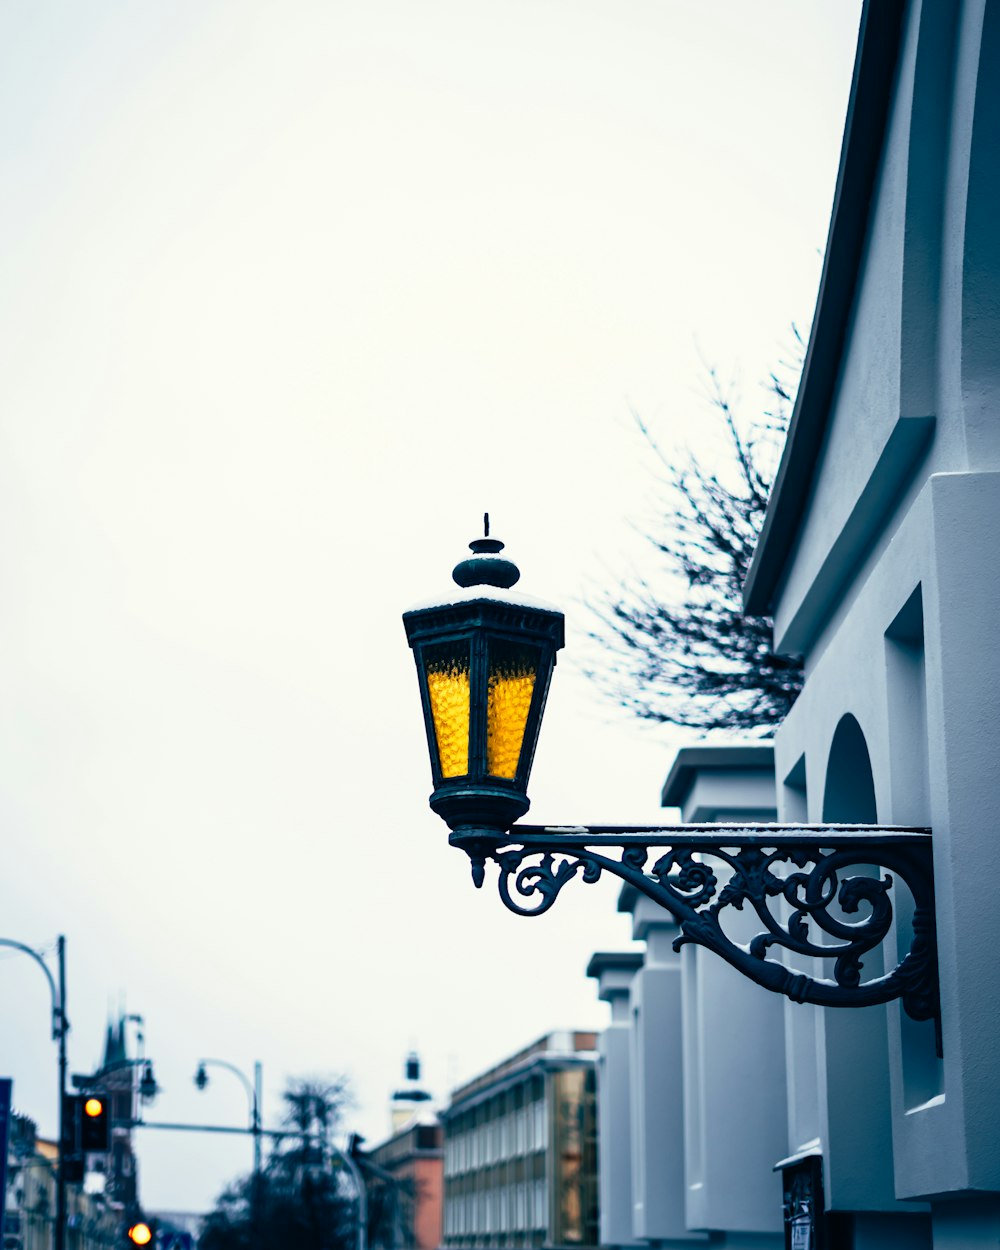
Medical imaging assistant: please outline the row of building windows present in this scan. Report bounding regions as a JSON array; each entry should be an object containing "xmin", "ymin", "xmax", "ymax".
[
  {"xmin": 449, "ymin": 1077, "xmax": 545, "ymax": 1126},
  {"xmin": 444, "ymin": 1094, "xmax": 547, "ymax": 1175},
  {"xmin": 446, "ymin": 1154, "xmax": 546, "ymax": 1195},
  {"xmin": 443, "ymin": 1178, "xmax": 548, "ymax": 1237}
]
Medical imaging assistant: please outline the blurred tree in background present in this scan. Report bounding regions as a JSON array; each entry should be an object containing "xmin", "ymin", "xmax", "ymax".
[
  {"xmin": 200, "ymin": 1076, "xmax": 358, "ymax": 1250},
  {"xmin": 585, "ymin": 343, "xmax": 805, "ymax": 733}
]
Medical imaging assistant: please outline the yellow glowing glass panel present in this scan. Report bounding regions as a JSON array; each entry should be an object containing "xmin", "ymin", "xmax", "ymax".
[
  {"xmin": 84, "ymin": 1097, "xmax": 104, "ymax": 1117},
  {"xmin": 425, "ymin": 642, "xmax": 471, "ymax": 778},
  {"xmin": 487, "ymin": 641, "xmax": 538, "ymax": 779}
]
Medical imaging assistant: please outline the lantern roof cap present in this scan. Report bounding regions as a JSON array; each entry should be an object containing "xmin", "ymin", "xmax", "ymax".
[
  {"xmin": 404, "ymin": 516, "xmax": 563, "ymax": 619},
  {"xmin": 452, "ymin": 514, "xmax": 520, "ymax": 590},
  {"xmin": 403, "ymin": 581, "xmax": 563, "ymax": 619}
]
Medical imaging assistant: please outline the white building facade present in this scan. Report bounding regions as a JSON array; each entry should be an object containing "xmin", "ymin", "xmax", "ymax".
[
  {"xmin": 739, "ymin": 0, "xmax": 1000, "ymax": 1244},
  {"xmin": 576, "ymin": 1, "xmax": 1000, "ymax": 1245},
  {"xmin": 588, "ymin": 746, "xmax": 786, "ymax": 1250}
]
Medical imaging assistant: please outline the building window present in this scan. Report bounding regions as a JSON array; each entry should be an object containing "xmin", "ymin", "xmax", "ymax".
[
  {"xmin": 534, "ymin": 1178, "xmax": 546, "ymax": 1229},
  {"xmin": 533, "ymin": 1095, "xmax": 546, "ymax": 1149}
]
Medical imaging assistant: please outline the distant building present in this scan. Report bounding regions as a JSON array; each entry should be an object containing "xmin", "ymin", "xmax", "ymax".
[
  {"xmin": 71, "ymin": 1014, "xmax": 142, "ymax": 1212},
  {"xmin": 441, "ymin": 1032, "xmax": 598, "ymax": 1250},
  {"xmin": 367, "ymin": 1054, "xmax": 444, "ymax": 1250},
  {"xmin": 3, "ymin": 1113, "xmax": 120, "ymax": 1250},
  {"xmin": 368, "ymin": 1119, "xmax": 444, "ymax": 1250},
  {"xmin": 390, "ymin": 1052, "xmax": 435, "ymax": 1136}
]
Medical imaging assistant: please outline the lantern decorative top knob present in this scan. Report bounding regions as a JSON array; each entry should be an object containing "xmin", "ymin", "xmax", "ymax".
[{"xmin": 452, "ymin": 513, "xmax": 521, "ymax": 590}]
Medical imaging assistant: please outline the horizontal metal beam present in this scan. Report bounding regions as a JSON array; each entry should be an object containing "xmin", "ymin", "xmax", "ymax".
[
  {"xmin": 510, "ymin": 823, "xmax": 932, "ymax": 845},
  {"xmin": 128, "ymin": 1119, "xmax": 322, "ymax": 1142}
]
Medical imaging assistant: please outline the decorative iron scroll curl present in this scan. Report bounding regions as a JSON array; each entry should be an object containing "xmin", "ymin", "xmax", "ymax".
[{"xmin": 483, "ymin": 826, "xmax": 939, "ymax": 1047}]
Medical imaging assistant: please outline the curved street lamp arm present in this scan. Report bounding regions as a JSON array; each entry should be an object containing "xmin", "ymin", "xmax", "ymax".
[
  {"xmin": 0, "ymin": 935, "xmax": 70, "ymax": 1250},
  {"xmin": 0, "ymin": 937, "xmax": 66, "ymax": 1040},
  {"xmin": 197, "ymin": 1058, "xmax": 258, "ymax": 1126}
]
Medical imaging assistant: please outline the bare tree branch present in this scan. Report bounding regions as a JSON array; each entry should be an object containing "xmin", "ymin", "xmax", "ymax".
[{"xmin": 584, "ymin": 347, "xmax": 804, "ymax": 733}]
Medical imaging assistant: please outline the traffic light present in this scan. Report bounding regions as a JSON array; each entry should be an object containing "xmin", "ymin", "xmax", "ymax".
[
  {"xmin": 61, "ymin": 1092, "xmax": 82, "ymax": 1154},
  {"xmin": 60, "ymin": 1092, "xmax": 111, "ymax": 1186},
  {"xmin": 80, "ymin": 1093, "xmax": 111, "ymax": 1151},
  {"xmin": 126, "ymin": 1220, "xmax": 155, "ymax": 1245},
  {"xmin": 61, "ymin": 1092, "xmax": 86, "ymax": 1181}
]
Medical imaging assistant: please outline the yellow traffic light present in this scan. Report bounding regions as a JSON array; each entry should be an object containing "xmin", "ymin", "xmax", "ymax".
[
  {"xmin": 84, "ymin": 1097, "xmax": 104, "ymax": 1118},
  {"xmin": 127, "ymin": 1223, "xmax": 153, "ymax": 1246}
]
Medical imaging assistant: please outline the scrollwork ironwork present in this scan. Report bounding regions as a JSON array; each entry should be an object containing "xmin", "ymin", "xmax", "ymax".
[{"xmin": 479, "ymin": 825, "xmax": 938, "ymax": 1044}]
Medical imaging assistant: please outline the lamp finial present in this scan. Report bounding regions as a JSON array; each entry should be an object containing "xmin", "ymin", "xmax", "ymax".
[{"xmin": 452, "ymin": 519, "xmax": 520, "ymax": 589}]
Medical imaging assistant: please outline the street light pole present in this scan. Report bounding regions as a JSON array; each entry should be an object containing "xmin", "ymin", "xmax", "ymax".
[
  {"xmin": 0, "ymin": 936, "xmax": 69, "ymax": 1250},
  {"xmin": 341, "ymin": 1143, "xmax": 367, "ymax": 1250},
  {"xmin": 253, "ymin": 1062, "xmax": 262, "ymax": 1240},
  {"xmin": 187, "ymin": 1067, "xmax": 370, "ymax": 1250},
  {"xmin": 56, "ymin": 936, "xmax": 67, "ymax": 1250},
  {"xmin": 195, "ymin": 1058, "xmax": 263, "ymax": 1248}
]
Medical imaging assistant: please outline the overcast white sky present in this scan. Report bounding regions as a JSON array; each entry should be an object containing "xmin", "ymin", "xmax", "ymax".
[{"xmin": 0, "ymin": 0, "xmax": 862, "ymax": 1214}]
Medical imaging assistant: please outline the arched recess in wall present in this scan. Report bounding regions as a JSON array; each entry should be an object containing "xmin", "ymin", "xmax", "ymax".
[
  {"xmin": 899, "ymin": 0, "xmax": 959, "ymax": 418},
  {"xmin": 822, "ymin": 713, "xmax": 878, "ymax": 823},
  {"xmin": 961, "ymin": 0, "xmax": 1000, "ymax": 464}
]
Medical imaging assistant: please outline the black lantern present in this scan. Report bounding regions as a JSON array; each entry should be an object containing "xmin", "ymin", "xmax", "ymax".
[{"xmin": 403, "ymin": 519, "xmax": 565, "ymax": 885}]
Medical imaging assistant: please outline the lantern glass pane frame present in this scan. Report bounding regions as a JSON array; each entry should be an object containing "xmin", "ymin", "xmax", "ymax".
[
  {"xmin": 405, "ymin": 590, "xmax": 564, "ymax": 826},
  {"xmin": 412, "ymin": 621, "xmax": 557, "ymax": 795},
  {"xmin": 422, "ymin": 636, "xmax": 473, "ymax": 779},
  {"xmin": 486, "ymin": 635, "xmax": 542, "ymax": 781}
]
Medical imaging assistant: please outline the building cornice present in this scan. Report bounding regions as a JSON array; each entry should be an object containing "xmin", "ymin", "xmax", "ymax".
[
  {"xmin": 443, "ymin": 1053, "xmax": 595, "ymax": 1120},
  {"xmin": 743, "ymin": 0, "xmax": 906, "ymax": 617},
  {"xmin": 660, "ymin": 744, "xmax": 775, "ymax": 808}
]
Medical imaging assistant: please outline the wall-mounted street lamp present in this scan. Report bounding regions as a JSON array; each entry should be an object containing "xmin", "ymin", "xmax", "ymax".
[{"xmin": 404, "ymin": 527, "xmax": 940, "ymax": 1045}]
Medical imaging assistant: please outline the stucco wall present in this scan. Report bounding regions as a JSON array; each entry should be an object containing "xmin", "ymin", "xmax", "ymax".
[
  {"xmin": 773, "ymin": 471, "xmax": 1000, "ymax": 1204},
  {"xmin": 740, "ymin": 1, "xmax": 1000, "ymax": 1241},
  {"xmin": 771, "ymin": 1, "xmax": 1000, "ymax": 662}
]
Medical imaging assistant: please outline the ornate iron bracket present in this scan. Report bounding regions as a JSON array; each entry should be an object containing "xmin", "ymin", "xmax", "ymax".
[{"xmin": 453, "ymin": 824, "xmax": 939, "ymax": 1048}]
